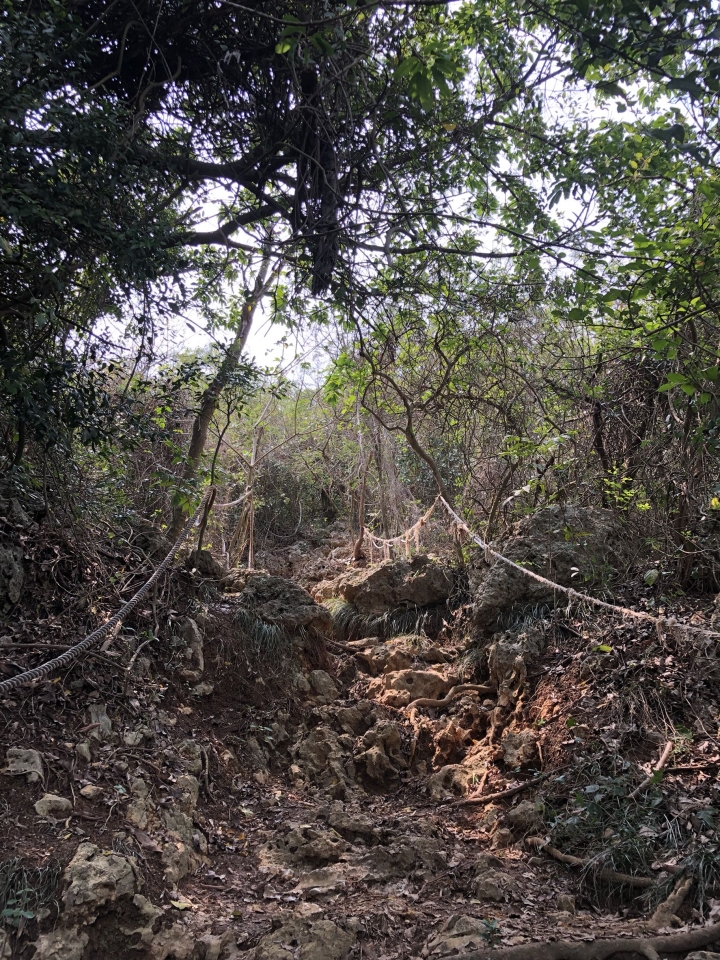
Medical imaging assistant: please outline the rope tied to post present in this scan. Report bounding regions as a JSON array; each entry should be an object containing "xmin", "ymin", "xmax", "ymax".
[{"xmin": 0, "ymin": 487, "xmax": 216, "ymax": 695}]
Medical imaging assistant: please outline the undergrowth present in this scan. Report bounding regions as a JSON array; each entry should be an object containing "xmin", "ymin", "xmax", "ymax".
[
  {"xmin": 325, "ymin": 597, "xmax": 446, "ymax": 642},
  {"xmin": 545, "ymin": 754, "xmax": 720, "ymax": 913},
  {"xmin": 0, "ymin": 859, "xmax": 61, "ymax": 942}
]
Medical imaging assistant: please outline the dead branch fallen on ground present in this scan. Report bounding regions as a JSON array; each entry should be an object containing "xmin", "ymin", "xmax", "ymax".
[
  {"xmin": 525, "ymin": 837, "xmax": 655, "ymax": 889},
  {"xmin": 628, "ymin": 741, "xmax": 673, "ymax": 800},
  {"xmin": 451, "ymin": 775, "xmax": 549, "ymax": 808},
  {"xmin": 456, "ymin": 920, "xmax": 720, "ymax": 960}
]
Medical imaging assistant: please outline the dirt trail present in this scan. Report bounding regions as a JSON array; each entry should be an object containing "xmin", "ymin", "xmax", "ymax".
[{"xmin": 1, "ymin": 541, "xmax": 720, "ymax": 959}]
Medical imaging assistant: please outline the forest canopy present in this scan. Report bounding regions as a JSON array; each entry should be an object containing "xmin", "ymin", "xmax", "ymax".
[{"xmin": 1, "ymin": 0, "xmax": 720, "ymax": 584}]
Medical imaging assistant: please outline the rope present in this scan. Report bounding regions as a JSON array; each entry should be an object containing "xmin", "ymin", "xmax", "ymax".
[
  {"xmin": 436, "ymin": 496, "xmax": 720, "ymax": 642},
  {"xmin": 0, "ymin": 487, "xmax": 216, "ymax": 695},
  {"xmin": 359, "ymin": 494, "xmax": 720, "ymax": 642}
]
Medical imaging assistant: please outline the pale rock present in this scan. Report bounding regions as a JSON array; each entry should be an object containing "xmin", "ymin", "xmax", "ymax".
[
  {"xmin": 501, "ymin": 729, "xmax": 539, "ymax": 769},
  {"xmin": 0, "ymin": 545, "xmax": 24, "ymax": 606},
  {"xmin": 308, "ymin": 669, "xmax": 338, "ymax": 703},
  {"xmin": 130, "ymin": 777, "xmax": 149, "ymax": 799},
  {"xmin": 4, "ymin": 747, "xmax": 43, "ymax": 783},
  {"xmin": 177, "ymin": 739, "xmax": 203, "ymax": 774},
  {"xmin": 472, "ymin": 504, "xmax": 627, "ymax": 630},
  {"xmin": 686, "ymin": 953, "xmax": 720, "ymax": 959},
  {"xmin": 233, "ymin": 574, "xmax": 332, "ymax": 636},
  {"xmin": 193, "ymin": 681, "xmax": 215, "ymax": 697},
  {"xmin": 367, "ymin": 668, "xmax": 452, "ymax": 708},
  {"xmin": 507, "ymin": 799, "xmax": 542, "ymax": 832},
  {"xmin": 314, "ymin": 556, "xmax": 453, "ymax": 615},
  {"xmin": 491, "ymin": 827, "xmax": 513, "ymax": 849},
  {"xmin": 35, "ymin": 794, "xmax": 72, "ymax": 818},
  {"xmin": 63, "ymin": 843, "xmax": 139, "ymax": 919},
  {"xmin": 427, "ymin": 916, "xmax": 497, "ymax": 957},
  {"xmin": 75, "ymin": 742, "xmax": 91, "ymax": 763},
  {"xmin": 293, "ymin": 866, "xmax": 347, "ymax": 899},
  {"xmin": 556, "ymin": 893, "xmax": 576, "ymax": 914},
  {"xmin": 29, "ymin": 928, "xmax": 88, "ymax": 960},
  {"xmin": 88, "ymin": 703, "xmax": 112, "ymax": 739},
  {"xmin": 123, "ymin": 729, "xmax": 145, "ymax": 747},
  {"xmin": 249, "ymin": 913, "xmax": 354, "ymax": 960},
  {"xmin": 79, "ymin": 784, "xmax": 102, "ymax": 801}
]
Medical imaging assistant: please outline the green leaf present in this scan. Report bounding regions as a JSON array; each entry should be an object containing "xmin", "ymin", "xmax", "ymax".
[{"xmin": 275, "ymin": 39, "xmax": 293, "ymax": 54}]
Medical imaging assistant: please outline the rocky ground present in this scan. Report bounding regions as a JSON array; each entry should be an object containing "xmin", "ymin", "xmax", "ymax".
[{"xmin": 1, "ymin": 502, "xmax": 720, "ymax": 959}]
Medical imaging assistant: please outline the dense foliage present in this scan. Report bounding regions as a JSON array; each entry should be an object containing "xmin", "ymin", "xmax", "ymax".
[{"xmin": 2, "ymin": 0, "xmax": 720, "ymax": 586}]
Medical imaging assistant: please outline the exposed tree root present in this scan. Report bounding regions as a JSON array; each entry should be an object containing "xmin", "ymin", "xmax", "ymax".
[
  {"xmin": 525, "ymin": 837, "xmax": 655, "ymax": 889},
  {"xmin": 456, "ymin": 921, "xmax": 720, "ymax": 959},
  {"xmin": 411, "ymin": 683, "xmax": 495, "ymax": 709},
  {"xmin": 648, "ymin": 874, "xmax": 693, "ymax": 932}
]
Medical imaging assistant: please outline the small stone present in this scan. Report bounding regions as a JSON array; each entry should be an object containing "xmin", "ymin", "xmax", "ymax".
[
  {"xmin": 88, "ymin": 703, "xmax": 112, "ymax": 739},
  {"xmin": 192, "ymin": 682, "xmax": 214, "ymax": 697},
  {"xmin": 507, "ymin": 799, "xmax": 542, "ymax": 833},
  {"xmin": 123, "ymin": 730, "xmax": 144, "ymax": 747},
  {"xmin": 4, "ymin": 747, "xmax": 44, "ymax": 783},
  {"xmin": 35, "ymin": 794, "xmax": 72, "ymax": 818},
  {"xmin": 130, "ymin": 777, "xmax": 148, "ymax": 799},
  {"xmin": 308, "ymin": 670, "xmax": 339, "ymax": 703},
  {"xmin": 79, "ymin": 785, "xmax": 103, "ymax": 801},
  {"xmin": 556, "ymin": 894, "xmax": 576, "ymax": 914},
  {"xmin": 289, "ymin": 763, "xmax": 303, "ymax": 781},
  {"xmin": 491, "ymin": 827, "xmax": 513, "ymax": 849},
  {"xmin": 75, "ymin": 742, "xmax": 91, "ymax": 763},
  {"xmin": 253, "ymin": 770, "xmax": 268, "ymax": 785}
]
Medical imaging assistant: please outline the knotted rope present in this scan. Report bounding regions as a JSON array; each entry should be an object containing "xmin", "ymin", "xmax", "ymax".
[{"xmin": 0, "ymin": 487, "xmax": 215, "ymax": 695}]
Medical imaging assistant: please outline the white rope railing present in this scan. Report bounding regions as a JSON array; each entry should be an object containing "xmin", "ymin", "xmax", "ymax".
[{"xmin": 362, "ymin": 495, "xmax": 720, "ymax": 642}]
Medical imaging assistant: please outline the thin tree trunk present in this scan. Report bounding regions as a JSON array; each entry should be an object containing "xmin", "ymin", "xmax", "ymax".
[{"xmin": 168, "ymin": 251, "xmax": 275, "ymax": 539}]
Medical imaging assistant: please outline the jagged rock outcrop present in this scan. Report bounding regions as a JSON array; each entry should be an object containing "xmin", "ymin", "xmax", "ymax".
[
  {"xmin": 234, "ymin": 574, "xmax": 332, "ymax": 637},
  {"xmin": 471, "ymin": 504, "xmax": 628, "ymax": 630},
  {"xmin": 313, "ymin": 556, "xmax": 453, "ymax": 615}
]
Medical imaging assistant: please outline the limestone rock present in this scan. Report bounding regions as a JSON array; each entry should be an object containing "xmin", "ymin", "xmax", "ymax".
[
  {"xmin": 427, "ymin": 916, "xmax": 496, "ymax": 956},
  {"xmin": 4, "ymin": 746, "xmax": 43, "ymax": 783},
  {"xmin": 178, "ymin": 617, "xmax": 204, "ymax": 677},
  {"xmin": 62, "ymin": 843, "xmax": 139, "ymax": 919},
  {"xmin": 177, "ymin": 739, "xmax": 203, "ymax": 774},
  {"xmin": 30, "ymin": 928, "xmax": 89, "ymax": 960},
  {"xmin": 249, "ymin": 913, "xmax": 354, "ymax": 960},
  {"xmin": 507, "ymin": 799, "xmax": 542, "ymax": 833},
  {"xmin": 188, "ymin": 548, "xmax": 229, "ymax": 580},
  {"xmin": 314, "ymin": 555, "xmax": 453, "ymax": 615},
  {"xmin": 0, "ymin": 545, "xmax": 23, "ymax": 606},
  {"xmin": 556, "ymin": 894, "xmax": 576, "ymax": 914},
  {"xmin": 88, "ymin": 703, "xmax": 112, "ymax": 739},
  {"xmin": 359, "ymin": 836, "xmax": 446, "ymax": 881},
  {"xmin": 235, "ymin": 574, "xmax": 332, "ymax": 636},
  {"xmin": 327, "ymin": 804, "xmax": 379, "ymax": 843},
  {"xmin": 292, "ymin": 725, "xmax": 353, "ymax": 797},
  {"xmin": 35, "ymin": 794, "xmax": 72, "ymax": 818},
  {"xmin": 79, "ymin": 785, "xmax": 103, "ymax": 801},
  {"xmin": 355, "ymin": 720, "xmax": 407, "ymax": 782},
  {"xmin": 501, "ymin": 729, "xmax": 539, "ymax": 769},
  {"xmin": 472, "ymin": 504, "xmax": 627, "ymax": 630},
  {"xmin": 367, "ymin": 668, "xmax": 452, "ymax": 707},
  {"xmin": 308, "ymin": 669, "xmax": 338, "ymax": 703}
]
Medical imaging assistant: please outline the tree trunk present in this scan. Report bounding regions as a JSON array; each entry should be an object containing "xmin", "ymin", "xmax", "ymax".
[{"xmin": 167, "ymin": 253, "xmax": 274, "ymax": 539}]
